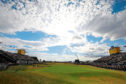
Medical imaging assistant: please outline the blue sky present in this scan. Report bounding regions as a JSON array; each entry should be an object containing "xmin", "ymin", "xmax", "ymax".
[
  {"xmin": 0, "ymin": 0, "xmax": 126, "ymax": 61},
  {"xmin": 0, "ymin": 31, "xmax": 56, "ymax": 41},
  {"xmin": 112, "ymin": 0, "xmax": 126, "ymax": 13}
]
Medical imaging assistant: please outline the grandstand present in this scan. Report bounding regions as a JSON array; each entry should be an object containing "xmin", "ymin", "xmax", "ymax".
[
  {"xmin": 92, "ymin": 53, "xmax": 126, "ymax": 70},
  {"xmin": 0, "ymin": 50, "xmax": 39, "ymax": 70}
]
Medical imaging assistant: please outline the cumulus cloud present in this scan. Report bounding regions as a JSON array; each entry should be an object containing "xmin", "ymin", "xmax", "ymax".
[
  {"xmin": 69, "ymin": 42, "xmax": 110, "ymax": 56},
  {"xmin": 0, "ymin": 0, "xmax": 113, "ymax": 35},
  {"xmin": 0, "ymin": 37, "xmax": 48, "ymax": 51},
  {"xmin": 30, "ymin": 52, "xmax": 98, "ymax": 61},
  {"xmin": 82, "ymin": 10, "xmax": 126, "ymax": 41},
  {"xmin": 0, "ymin": 34, "xmax": 85, "ymax": 52}
]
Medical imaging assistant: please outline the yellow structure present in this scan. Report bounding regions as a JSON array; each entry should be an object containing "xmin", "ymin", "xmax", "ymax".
[
  {"xmin": 17, "ymin": 49, "xmax": 26, "ymax": 55},
  {"xmin": 109, "ymin": 46, "xmax": 120, "ymax": 55}
]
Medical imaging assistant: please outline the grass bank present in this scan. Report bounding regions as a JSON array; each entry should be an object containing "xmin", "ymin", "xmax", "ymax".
[{"xmin": 0, "ymin": 63, "xmax": 126, "ymax": 84}]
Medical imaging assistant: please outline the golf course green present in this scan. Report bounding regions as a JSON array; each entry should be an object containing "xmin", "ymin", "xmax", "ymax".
[{"xmin": 0, "ymin": 63, "xmax": 126, "ymax": 84}]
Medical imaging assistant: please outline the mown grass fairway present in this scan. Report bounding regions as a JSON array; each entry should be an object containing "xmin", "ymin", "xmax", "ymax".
[{"xmin": 0, "ymin": 63, "xmax": 126, "ymax": 84}]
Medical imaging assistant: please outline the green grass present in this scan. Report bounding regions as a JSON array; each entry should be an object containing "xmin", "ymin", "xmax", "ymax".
[{"xmin": 0, "ymin": 63, "xmax": 126, "ymax": 84}]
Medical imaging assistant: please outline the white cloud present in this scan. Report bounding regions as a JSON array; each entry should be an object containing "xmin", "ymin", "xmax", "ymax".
[
  {"xmin": 0, "ymin": 34, "xmax": 85, "ymax": 52},
  {"xmin": 0, "ymin": 37, "xmax": 48, "ymax": 52},
  {"xmin": 0, "ymin": 0, "xmax": 113, "ymax": 36},
  {"xmin": 0, "ymin": 0, "xmax": 122, "ymax": 41},
  {"xmin": 30, "ymin": 52, "xmax": 98, "ymax": 61},
  {"xmin": 82, "ymin": 10, "xmax": 126, "ymax": 41},
  {"xmin": 69, "ymin": 42, "xmax": 110, "ymax": 56}
]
